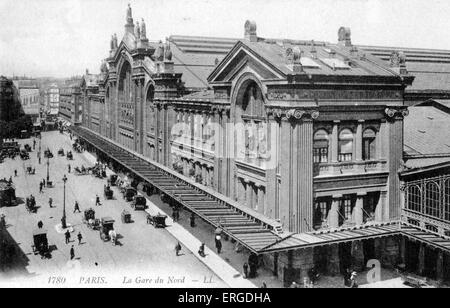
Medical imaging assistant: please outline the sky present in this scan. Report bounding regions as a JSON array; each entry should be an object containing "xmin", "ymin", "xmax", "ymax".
[{"xmin": 1, "ymin": 0, "xmax": 450, "ymax": 78}]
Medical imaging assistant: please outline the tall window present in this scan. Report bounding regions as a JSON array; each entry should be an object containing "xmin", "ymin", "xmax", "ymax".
[
  {"xmin": 363, "ymin": 128, "xmax": 377, "ymax": 160},
  {"xmin": 313, "ymin": 198, "xmax": 331, "ymax": 229},
  {"xmin": 339, "ymin": 196, "xmax": 354, "ymax": 225},
  {"xmin": 339, "ymin": 129, "xmax": 353, "ymax": 162},
  {"xmin": 425, "ymin": 182, "xmax": 440, "ymax": 218},
  {"xmin": 313, "ymin": 129, "xmax": 329, "ymax": 163},
  {"xmin": 407, "ymin": 185, "xmax": 422, "ymax": 213},
  {"xmin": 444, "ymin": 179, "xmax": 450, "ymax": 221}
]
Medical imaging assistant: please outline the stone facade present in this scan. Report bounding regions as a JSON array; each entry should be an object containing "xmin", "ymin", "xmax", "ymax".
[{"xmin": 79, "ymin": 5, "xmax": 423, "ymax": 284}]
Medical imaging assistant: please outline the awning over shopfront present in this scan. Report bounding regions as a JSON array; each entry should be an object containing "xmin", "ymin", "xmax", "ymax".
[
  {"xmin": 260, "ymin": 223, "xmax": 401, "ymax": 253},
  {"xmin": 70, "ymin": 126, "xmax": 282, "ymax": 254}
]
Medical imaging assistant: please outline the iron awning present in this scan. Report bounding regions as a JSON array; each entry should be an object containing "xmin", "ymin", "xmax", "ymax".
[
  {"xmin": 400, "ymin": 226, "xmax": 450, "ymax": 252},
  {"xmin": 259, "ymin": 222, "xmax": 402, "ymax": 254},
  {"xmin": 70, "ymin": 126, "xmax": 281, "ymax": 254}
]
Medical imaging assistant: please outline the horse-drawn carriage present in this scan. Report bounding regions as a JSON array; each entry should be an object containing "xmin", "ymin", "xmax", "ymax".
[
  {"xmin": 72, "ymin": 142, "xmax": 83, "ymax": 153},
  {"xmin": 131, "ymin": 195, "xmax": 147, "ymax": 211},
  {"xmin": 32, "ymin": 229, "xmax": 49, "ymax": 258},
  {"xmin": 24, "ymin": 144, "xmax": 32, "ymax": 152},
  {"xmin": 74, "ymin": 166, "xmax": 89, "ymax": 176},
  {"xmin": 26, "ymin": 195, "xmax": 37, "ymax": 213},
  {"xmin": 107, "ymin": 174, "xmax": 118, "ymax": 186},
  {"xmin": 83, "ymin": 208, "xmax": 100, "ymax": 230},
  {"xmin": 147, "ymin": 213, "xmax": 167, "ymax": 228},
  {"xmin": 92, "ymin": 165, "xmax": 106, "ymax": 179},
  {"xmin": 66, "ymin": 151, "xmax": 73, "ymax": 160},
  {"xmin": 121, "ymin": 210, "xmax": 132, "ymax": 224},
  {"xmin": 121, "ymin": 186, "xmax": 137, "ymax": 202},
  {"xmin": 99, "ymin": 217, "xmax": 116, "ymax": 243},
  {"xmin": 44, "ymin": 149, "xmax": 53, "ymax": 158},
  {"xmin": 104, "ymin": 185, "xmax": 114, "ymax": 200},
  {"xmin": 57, "ymin": 148, "xmax": 65, "ymax": 156},
  {"xmin": 20, "ymin": 149, "xmax": 30, "ymax": 160},
  {"xmin": 0, "ymin": 180, "xmax": 16, "ymax": 207},
  {"xmin": 26, "ymin": 166, "xmax": 36, "ymax": 175}
]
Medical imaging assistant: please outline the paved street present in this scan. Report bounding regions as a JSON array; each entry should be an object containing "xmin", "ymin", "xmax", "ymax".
[{"xmin": 0, "ymin": 131, "xmax": 226, "ymax": 288}]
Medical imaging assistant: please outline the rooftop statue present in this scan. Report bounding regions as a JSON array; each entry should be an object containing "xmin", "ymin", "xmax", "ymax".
[
  {"xmin": 141, "ymin": 19, "xmax": 147, "ymax": 39},
  {"xmin": 135, "ymin": 21, "xmax": 141, "ymax": 39}
]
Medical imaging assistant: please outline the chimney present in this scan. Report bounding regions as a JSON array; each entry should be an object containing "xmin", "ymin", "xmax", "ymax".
[
  {"xmin": 292, "ymin": 47, "xmax": 303, "ymax": 73},
  {"xmin": 244, "ymin": 20, "xmax": 257, "ymax": 42}
]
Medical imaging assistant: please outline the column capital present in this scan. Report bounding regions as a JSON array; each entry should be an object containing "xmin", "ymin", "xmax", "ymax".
[
  {"xmin": 332, "ymin": 194, "xmax": 343, "ymax": 200},
  {"xmin": 357, "ymin": 192, "xmax": 367, "ymax": 197}
]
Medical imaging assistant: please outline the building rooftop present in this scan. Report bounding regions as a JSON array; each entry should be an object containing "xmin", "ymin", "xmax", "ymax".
[{"xmin": 403, "ymin": 105, "xmax": 450, "ymax": 169}]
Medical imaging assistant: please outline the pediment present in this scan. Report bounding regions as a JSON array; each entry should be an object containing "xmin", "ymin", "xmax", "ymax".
[{"xmin": 208, "ymin": 41, "xmax": 285, "ymax": 84}]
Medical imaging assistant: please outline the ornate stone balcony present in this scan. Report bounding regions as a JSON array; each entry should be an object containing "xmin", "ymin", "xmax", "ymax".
[{"xmin": 314, "ymin": 160, "xmax": 387, "ymax": 177}]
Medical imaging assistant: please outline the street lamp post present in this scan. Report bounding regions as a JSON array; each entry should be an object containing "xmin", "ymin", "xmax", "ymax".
[{"xmin": 61, "ymin": 175, "xmax": 67, "ymax": 229}]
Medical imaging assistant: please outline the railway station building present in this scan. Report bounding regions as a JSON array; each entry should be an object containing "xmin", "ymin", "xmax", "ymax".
[{"xmin": 72, "ymin": 5, "xmax": 450, "ymax": 284}]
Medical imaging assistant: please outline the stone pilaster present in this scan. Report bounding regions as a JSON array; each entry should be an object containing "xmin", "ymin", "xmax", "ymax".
[
  {"xmin": 354, "ymin": 192, "xmax": 365, "ymax": 225},
  {"xmin": 328, "ymin": 195, "xmax": 341, "ymax": 229},
  {"xmin": 276, "ymin": 108, "xmax": 316, "ymax": 233}
]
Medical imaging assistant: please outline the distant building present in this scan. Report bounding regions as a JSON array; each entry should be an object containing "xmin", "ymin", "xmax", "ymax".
[
  {"xmin": 59, "ymin": 80, "xmax": 82, "ymax": 124},
  {"xmin": 47, "ymin": 84, "xmax": 60, "ymax": 116},
  {"xmin": 12, "ymin": 79, "xmax": 40, "ymax": 124}
]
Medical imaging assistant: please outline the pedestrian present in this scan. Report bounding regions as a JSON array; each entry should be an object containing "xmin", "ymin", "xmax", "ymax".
[
  {"xmin": 68, "ymin": 164, "xmax": 71, "ymax": 173},
  {"xmin": 49, "ymin": 197, "xmax": 53, "ymax": 208},
  {"xmin": 70, "ymin": 245, "xmax": 75, "ymax": 260},
  {"xmin": 43, "ymin": 178, "xmax": 46, "ymax": 187},
  {"xmin": 37, "ymin": 221, "xmax": 43, "ymax": 229},
  {"xmin": 198, "ymin": 243, "xmax": 206, "ymax": 258},
  {"xmin": 65, "ymin": 230, "xmax": 71, "ymax": 244},
  {"xmin": 14, "ymin": 170, "xmax": 17, "ymax": 177},
  {"xmin": 215, "ymin": 235, "xmax": 222, "ymax": 254},
  {"xmin": 172, "ymin": 208, "xmax": 177, "ymax": 222},
  {"xmin": 243, "ymin": 262, "xmax": 249, "ymax": 279},
  {"xmin": 190, "ymin": 213, "xmax": 196, "ymax": 228},
  {"xmin": 95, "ymin": 195, "xmax": 101, "ymax": 206},
  {"xmin": 261, "ymin": 282, "xmax": 267, "ymax": 288},
  {"xmin": 38, "ymin": 156, "xmax": 41, "ymax": 164},
  {"xmin": 39, "ymin": 183, "xmax": 43, "ymax": 193},
  {"xmin": 77, "ymin": 232, "xmax": 83, "ymax": 245},
  {"xmin": 73, "ymin": 201, "xmax": 81, "ymax": 213},
  {"xmin": 175, "ymin": 242, "xmax": 182, "ymax": 256},
  {"xmin": 9, "ymin": 176, "xmax": 12, "ymax": 184}
]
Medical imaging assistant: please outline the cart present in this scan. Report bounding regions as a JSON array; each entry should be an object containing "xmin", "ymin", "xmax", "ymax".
[
  {"xmin": 24, "ymin": 144, "xmax": 32, "ymax": 152},
  {"xmin": 104, "ymin": 185, "xmax": 114, "ymax": 200},
  {"xmin": 121, "ymin": 210, "xmax": 132, "ymax": 224},
  {"xmin": 58, "ymin": 148, "xmax": 65, "ymax": 156},
  {"xmin": 26, "ymin": 196, "xmax": 37, "ymax": 213},
  {"xmin": 20, "ymin": 149, "xmax": 30, "ymax": 160},
  {"xmin": 44, "ymin": 149, "xmax": 53, "ymax": 158},
  {"xmin": 122, "ymin": 187, "xmax": 137, "ymax": 202},
  {"xmin": 147, "ymin": 213, "xmax": 167, "ymax": 228},
  {"xmin": 66, "ymin": 151, "xmax": 73, "ymax": 160},
  {"xmin": 32, "ymin": 229, "xmax": 49, "ymax": 258},
  {"xmin": 131, "ymin": 195, "xmax": 147, "ymax": 210},
  {"xmin": 83, "ymin": 208, "xmax": 100, "ymax": 230},
  {"xmin": 99, "ymin": 217, "xmax": 115, "ymax": 242},
  {"xmin": 108, "ymin": 174, "xmax": 118, "ymax": 186}
]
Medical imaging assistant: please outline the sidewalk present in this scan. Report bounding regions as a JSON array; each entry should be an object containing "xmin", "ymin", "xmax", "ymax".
[{"xmin": 82, "ymin": 150, "xmax": 256, "ymax": 288}]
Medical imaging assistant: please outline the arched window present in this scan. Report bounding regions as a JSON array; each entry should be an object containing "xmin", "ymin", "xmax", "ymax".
[
  {"xmin": 314, "ymin": 129, "xmax": 329, "ymax": 163},
  {"xmin": 425, "ymin": 182, "xmax": 440, "ymax": 218},
  {"xmin": 339, "ymin": 128, "xmax": 353, "ymax": 162},
  {"xmin": 407, "ymin": 185, "xmax": 422, "ymax": 213},
  {"xmin": 363, "ymin": 128, "xmax": 377, "ymax": 160}
]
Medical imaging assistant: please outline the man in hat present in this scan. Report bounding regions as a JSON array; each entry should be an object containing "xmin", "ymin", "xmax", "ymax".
[
  {"xmin": 77, "ymin": 232, "xmax": 83, "ymax": 245},
  {"xmin": 73, "ymin": 201, "xmax": 81, "ymax": 213},
  {"xmin": 65, "ymin": 229, "xmax": 71, "ymax": 244}
]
